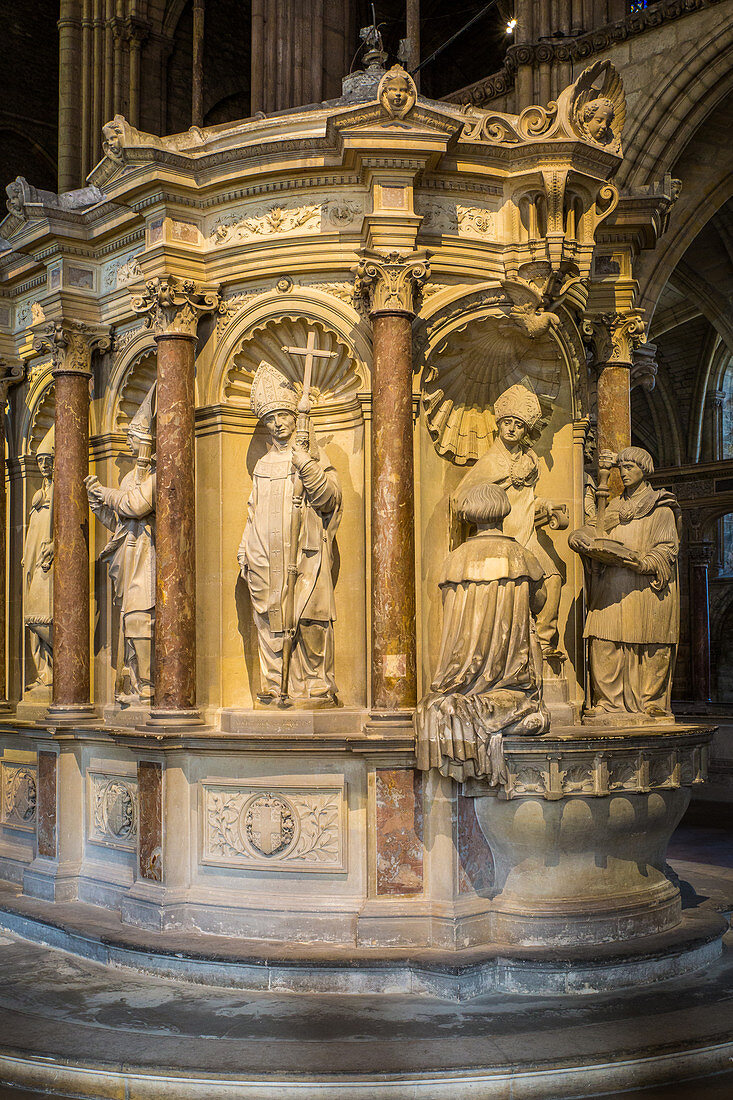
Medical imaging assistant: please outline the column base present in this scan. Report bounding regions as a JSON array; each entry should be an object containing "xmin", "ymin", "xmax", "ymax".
[
  {"xmin": 363, "ymin": 709, "xmax": 415, "ymax": 746},
  {"xmin": 0, "ymin": 699, "xmax": 13, "ymax": 713},
  {"xmin": 141, "ymin": 707, "xmax": 203, "ymax": 733},
  {"xmin": 45, "ymin": 703, "xmax": 98, "ymax": 726}
]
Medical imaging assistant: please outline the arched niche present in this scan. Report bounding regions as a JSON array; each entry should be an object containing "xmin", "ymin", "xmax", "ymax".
[{"xmin": 197, "ymin": 292, "xmax": 370, "ymax": 713}]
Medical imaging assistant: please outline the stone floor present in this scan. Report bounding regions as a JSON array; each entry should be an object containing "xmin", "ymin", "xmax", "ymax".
[{"xmin": 0, "ymin": 816, "xmax": 729, "ymax": 1100}]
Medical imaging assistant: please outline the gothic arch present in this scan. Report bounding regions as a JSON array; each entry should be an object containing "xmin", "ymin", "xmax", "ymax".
[{"xmin": 618, "ymin": 27, "xmax": 733, "ymax": 190}]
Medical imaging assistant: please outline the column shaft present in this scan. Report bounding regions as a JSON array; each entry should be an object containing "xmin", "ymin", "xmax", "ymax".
[
  {"xmin": 371, "ymin": 312, "xmax": 417, "ymax": 711},
  {"xmin": 154, "ymin": 334, "xmax": 198, "ymax": 716},
  {"xmin": 58, "ymin": 1, "xmax": 82, "ymax": 191},
  {"xmin": 52, "ymin": 372, "xmax": 92, "ymax": 712},
  {"xmin": 192, "ymin": 0, "xmax": 205, "ymax": 126},
  {"xmin": 689, "ymin": 543, "xmax": 713, "ymax": 704},
  {"xmin": 0, "ymin": 411, "xmax": 7, "ymax": 705}
]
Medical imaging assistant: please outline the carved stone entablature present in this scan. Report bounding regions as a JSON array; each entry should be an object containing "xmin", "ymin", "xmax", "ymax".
[
  {"xmin": 457, "ymin": 61, "xmax": 625, "ymax": 157},
  {"xmin": 88, "ymin": 772, "xmax": 138, "ymax": 851},
  {"xmin": 33, "ymin": 319, "xmax": 111, "ymax": 378},
  {"xmin": 471, "ymin": 727, "xmax": 711, "ymax": 801},
  {"xmin": 583, "ymin": 309, "xmax": 646, "ymax": 366},
  {"xmin": 1, "ymin": 763, "xmax": 37, "ymax": 832},
  {"xmin": 131, "ymin": 276, "xmax": 220, "ymax": 339},
  {"xmin": 353, "ymin": 249, "xmax": 431, "ymax": 316},
  {"xmin": 201, "ymin": 783, "xmax": 347, "ymax": 872}
]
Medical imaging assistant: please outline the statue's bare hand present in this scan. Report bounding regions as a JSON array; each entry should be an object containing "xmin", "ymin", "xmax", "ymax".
[{"xmin": 84, "ymin": 474, "xmax": 104, "ymax": 502}]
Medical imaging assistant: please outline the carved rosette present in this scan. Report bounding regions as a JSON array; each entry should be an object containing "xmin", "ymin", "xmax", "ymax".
[
  {"xmin": 131, "ymin": 276, "xmax": 220, "ymax": 339},
  {"xmin": 353, "ymin": 249, "xmax": 431, "ymax": 317},
  {"xmin": 33, "ymin": 320, "xmax": 111, "ymax": 378},
  {"xmin": 584, "ymin": 309, "xmax": 646, "ymax": 367}
]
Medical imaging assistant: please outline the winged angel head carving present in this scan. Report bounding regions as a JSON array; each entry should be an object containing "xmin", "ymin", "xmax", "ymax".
[{"xmin": 571, "ymin": 61, "xmax": 626, "ymax": 154}]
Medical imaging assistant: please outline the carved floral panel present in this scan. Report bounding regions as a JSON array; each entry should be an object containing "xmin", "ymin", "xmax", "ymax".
[
  {"xmin": 415, "ymin": 195, "xmax": 496, "ymax": 240},
  {"xmin": 207, "ymin": 195, "xmax": 363, "ymax": 246},
  {"xmin": 87, "ymin": 771, "xmax": 138, "ymax": 851},
  {"xmin": 202, "ymin": 782, "xmax": 347, "ymax": 872},
  {"xmin": 1, "ymin": 763, "xmax": 37, "ymax": 832}
]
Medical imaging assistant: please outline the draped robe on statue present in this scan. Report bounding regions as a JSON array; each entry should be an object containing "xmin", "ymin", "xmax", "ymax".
[
  {"xmin": 239, "ymin": 442, "xmax": 341, "ymax": 700},
  {"xmin": 584, "ymin": 486, "xmax": 680, "ymax": 715},
  {"xmin": 415, "ymin": 532, "xmax": 549, "ymax": 784},
  {"xmin": 24, "ymin": 481, "xmax": 53, "ymax": 627}
]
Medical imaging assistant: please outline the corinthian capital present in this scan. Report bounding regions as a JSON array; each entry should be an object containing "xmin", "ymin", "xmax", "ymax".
[
  {"xmin": 353, "ymin": 249, "xmax": 431, "ymax": 317},
  {"xmin": 34, "ymin": 320, "xmax": 111, "ymax": 377},
  {"xmin": 583, "ymin": 309, "xmax": 646, "ymax": 367},
  {"xmin": 131, "ymin": 276, "xmax": 220, "ymax": 338}
]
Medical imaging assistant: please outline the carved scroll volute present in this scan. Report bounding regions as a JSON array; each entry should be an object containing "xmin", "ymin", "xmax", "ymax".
[
  {"xmin": 0, "ymin": 358, "xmax": 25, "ymax": 404},
  {"xmin": 131, "ymin": 276, "xmax": 221, "ymax": 339},
  {"xmin": 583, "ymin": 309, "xmax": 646, "ymax": 367},
  {"xmin": 353, "ymin": 249, "xmax": 431, "ymax": 317},
  {"xmin": 33, "ymin": 319, "xmax": 111, "ymax": 378}
]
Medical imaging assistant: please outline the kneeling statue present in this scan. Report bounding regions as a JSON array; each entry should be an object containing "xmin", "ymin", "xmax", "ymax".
[
  {"xmin": 416, "ymin": 482, "xmax": 549, "ymax": 785},
  {"xmin": 569, "ymin": 446, "xmax": 680, "ymax": 720}
]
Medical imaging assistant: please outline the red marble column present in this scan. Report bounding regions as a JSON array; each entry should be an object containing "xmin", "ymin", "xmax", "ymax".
[
  {"xmin": 371, "ymin": 312, "xmax": 417, "ymax": 710},
  {"xmin": 34, "ymin": 321, "xmax": 109, "ymax": 723},
  {"xmin": 355, "ymin": 250, "xmax": 429, "ymax": 715},
  {"xmin": 590, "ymin": 311, "xmax": 644, "ymax": 498},
  {"xmin": 132, "ymin": 276, "xmax": 219, "ymax": 726},
  {"xmin": 689, "ymin": 540, "xmax": 713, "ymax": 704},
  {"xmin": 0, "ymin": 362, "xmax": 23, "ymax": 709}
]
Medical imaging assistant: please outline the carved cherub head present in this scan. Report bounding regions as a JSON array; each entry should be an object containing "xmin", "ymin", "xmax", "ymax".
[
  {"xmin": 102, "ymin": 116, "xmax": 125, "ymax": 162},
  {"xmin": 5, "ymin": 178, "xmax": 25, "ymax": 216},
  {"xmin": 580, "ymin": 97, "xmax": 615, "ymax": 145},
  {"xmin": 379, "ymin": 65, "xmax": 417, "ymax": 120}
]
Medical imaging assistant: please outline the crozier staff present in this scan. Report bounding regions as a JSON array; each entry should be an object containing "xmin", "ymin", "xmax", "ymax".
[{"xmin": 23, "ymin": 425, "xmax": 54, "ymax": 688}]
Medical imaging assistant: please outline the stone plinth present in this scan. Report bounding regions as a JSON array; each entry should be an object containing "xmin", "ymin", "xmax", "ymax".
[{"xmin": 466, "ymin": 723, "xmax": 713, "ymax": 948}]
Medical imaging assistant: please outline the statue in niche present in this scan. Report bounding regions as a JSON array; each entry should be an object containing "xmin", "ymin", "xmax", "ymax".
[
  {"xmin": 416, "ymin": 483, "xmax": 549, "ymax": 785},
  {"xmin": 85, "ymin": 385, "xmax": 156, "ymax": 705},
  {"xmin": 452, "ymin": 383, "xmax": 566, "ymax": 657},
  {"xmin": 569, "ymin": 447, "xmax": 680, "ymax": 720},
  {"xmin": 23, "ymin": 426, "xmax": 54, "ymax": 689},
  {"xmin": 238, "ymin": 361, "xmax": 342, "ymax": 707}
]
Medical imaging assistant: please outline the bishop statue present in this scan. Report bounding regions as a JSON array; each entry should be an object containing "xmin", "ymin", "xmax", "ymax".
[{"xmin": 238, "ymin": 359, "xmax": 342, "ymax": 706}]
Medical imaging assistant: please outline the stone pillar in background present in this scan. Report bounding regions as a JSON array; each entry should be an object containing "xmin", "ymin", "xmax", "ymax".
[
  {"xmin": 132, "ymin": 276, "xmax": 219, "ymax": 727},
  {"xmin": 585, "ymin": 310, "xmax": 646, "ymax": 498},
  {"xmin": 354, "ymin": 250, "xmax": 430, "ymax": 716},
  {"xmin": 689, "ymin": 539, "xmax": 714, "ymax": 705},
  {"xmin": 34, "ymin": 321, "xmax": 110, "ymax": 724},
  {"xmin": 703, "ymin": 389, "xmax": 726, "ymax": 463},
  {"xmin": 0, "ymin": 360, "xmax": 24, "ymax": 710},
  {"xmin": 58, "ymin": 0, "xmax": 82, "ymax": 191}
]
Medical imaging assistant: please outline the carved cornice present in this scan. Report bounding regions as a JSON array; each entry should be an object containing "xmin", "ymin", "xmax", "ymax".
[
  {"xmin": 353, "ymin": 249, "xmax": 431, "ymax": 317},
  {"xmin": 33, "ymin": 320, "xmax": 111, "ymax": 378},
  {"xmin": 583, "ymin": 309, "xmax": 646, "ymax": 366},
  {"xmin": 446, "ymin": 0, "xmax": 725, "ymax": 107},
  {"xmin": 131, "ymin": 276, "xmax": 221, "ymax": 339}
]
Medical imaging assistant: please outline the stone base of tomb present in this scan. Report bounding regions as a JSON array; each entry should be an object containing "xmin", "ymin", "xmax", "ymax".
[{"xmin": 0, "ymin": 715, "xmax": 721, "ymax": 997}]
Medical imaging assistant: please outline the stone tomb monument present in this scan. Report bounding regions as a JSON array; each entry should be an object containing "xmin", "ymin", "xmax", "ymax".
[{"xmin": 0, "ymin": 58, "xmax": 721, "ymax": 999}]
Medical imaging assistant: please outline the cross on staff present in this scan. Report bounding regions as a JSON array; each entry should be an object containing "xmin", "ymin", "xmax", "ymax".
[{"xmin": 282, "ymin": 330, "xmax": 337, "ymax": 417}]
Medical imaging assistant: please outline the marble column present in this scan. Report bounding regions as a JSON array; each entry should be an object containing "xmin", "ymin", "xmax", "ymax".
[
  {"xmin": 587, "ymin": 310, "xmax": 645, "ymax": 497},
  {"xmin": 132, "ymin": 276, "xmax": 219, "ymax": 726},
  {"xmin": 689, "ymin": 540, "xmax": 714, "ymax": 704},
  {"xmin": 354, "ymin": 250, "xmax": 430, "ymax": 714},
  {"xmin": 34, "ymin": 321, "xmax": 109, "ymax": 723},
  {"xmin": 0, "ymin": 361, "xmax": 24, "ymax": 710}
]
